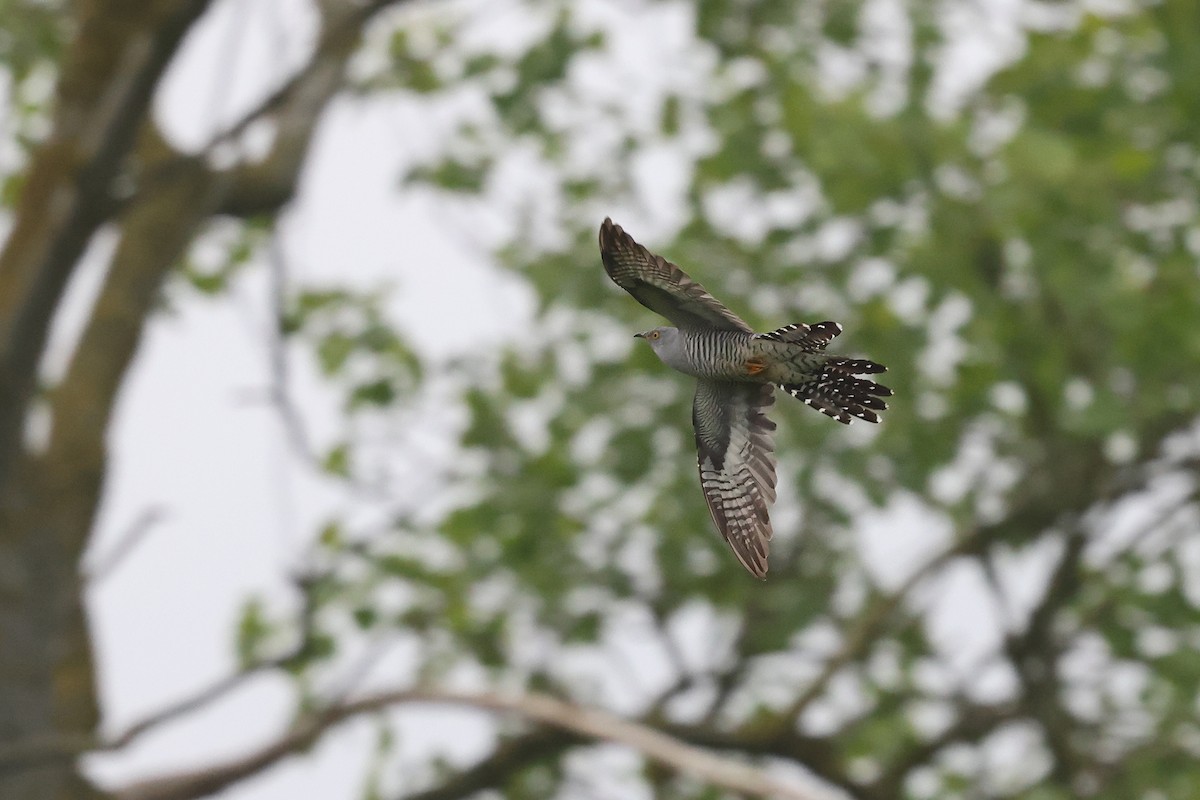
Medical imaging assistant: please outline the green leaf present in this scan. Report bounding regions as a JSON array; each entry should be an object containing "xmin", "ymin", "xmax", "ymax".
[
  {"xmin": 352, "ymin": 607, "xmax": 378, "ymax": 630},
  {"xmin": 317, "ymin": 333, "xmax": 354, "ymax": 375},
  {"xmin": 322, "ymin": 444, "xmax": 350, "ymax": 477},
  {"xmin": 235, "ymin": 599, "xmax": 271, "ymax": 668},
  {"xmin": 350, "ymin": 379, "xmax": 396, "ymax": 408}
]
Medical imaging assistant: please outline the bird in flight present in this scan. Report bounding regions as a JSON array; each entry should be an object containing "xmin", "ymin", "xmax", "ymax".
[{"xmin": 599, "ymin": 218, "xmax": 891, "ymax": 578}]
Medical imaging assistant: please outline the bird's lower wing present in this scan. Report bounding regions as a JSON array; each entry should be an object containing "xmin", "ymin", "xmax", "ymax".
[
  {"xmin": 599, "ymin": 218, "xmax": 752, "ymax": 333},
  {"xmin": 692, "ymin": 380, "xmax": 778, "ymax": 578}
]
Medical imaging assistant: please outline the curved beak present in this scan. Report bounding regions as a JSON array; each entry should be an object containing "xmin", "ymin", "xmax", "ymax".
[{"xmin": 633, "ymin": 332, "xmax": 645, "ymax": 339}]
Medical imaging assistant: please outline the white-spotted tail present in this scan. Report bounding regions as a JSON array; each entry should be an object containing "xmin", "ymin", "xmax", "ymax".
[{"xmin": 782, "ymin": 361, "xmax": 892, "ymax": 425}]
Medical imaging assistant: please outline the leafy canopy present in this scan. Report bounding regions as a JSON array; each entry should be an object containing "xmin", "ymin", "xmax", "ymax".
[{"xmin": 230, "ymin": 2, "xmax": 1200, "ymax": 798}]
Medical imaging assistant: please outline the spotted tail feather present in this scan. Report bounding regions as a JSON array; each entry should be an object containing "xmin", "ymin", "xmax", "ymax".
[{"xmin": 782, "ymin": 360, "xmax": 892, "ymax": 424}]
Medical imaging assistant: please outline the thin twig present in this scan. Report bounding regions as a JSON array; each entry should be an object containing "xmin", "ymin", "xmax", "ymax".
[
  {"xmin": 0, "ymin": 658, "xmax": 281, "ymax": 773},
  {"xmin": 779, "ymin": 538, "xmax": 969, "ymax": 724},
  {"xmin": 0, "ymin": 570, "xmax": 320, "ymax": 773},
  {"xmin": 196, "ymin": 0, "xmax": 412, "ymax": 155},
  {"xmin": 81, "ymin": 506, "xmax": 167, "ymax": 584},
  {"xmin": 265, "ymin": 233, "xmax": 319, "ymax": 463},
  {"xmin": 317, "ymin": 635, "xmax": 398, "ymax": 709}
]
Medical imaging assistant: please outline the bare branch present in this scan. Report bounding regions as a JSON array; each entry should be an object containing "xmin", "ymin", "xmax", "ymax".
[
  {"xmin": 399, "ymin": 729, "xmax": 581, "ymax": 800},
  {"xmin": 871, "ymin": 698, "xmax": 1020, "ymax": 793},
  {"xmin": 115, "ymin": 688, "xmax": 824, "ymax": 800},
  {"xmin": 0, "ymin": 658, "xmax": 281, "ymax": 774},
  {"xmin": 81, "ymin": 507, "xmax": 167, "ymax": 584},
  {"xmin": 0, "ymin": 569, "xmax": 324, "ymax": 776},
  {"xmin": 198, "ymin": 0, "xmax": 406, "ymax": 155},
  {"xmin": 108, "ymin": 663, "xmax": 285, "ymax": 753},
  {"xmin": 660, "ymin": 720, "xmax": 865, "ymax": 800},
  {"xmin": 780, "ymin": 538, "xmax": 968, "ymax": 723}
]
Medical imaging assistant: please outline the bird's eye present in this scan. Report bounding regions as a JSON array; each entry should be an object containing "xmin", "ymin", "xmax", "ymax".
[{"xmin": 650, "ymin": 331, "xmax": 660, "ymax": 340}]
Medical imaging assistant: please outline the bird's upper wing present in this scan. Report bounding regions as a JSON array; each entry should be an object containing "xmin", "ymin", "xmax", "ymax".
[
  {"xmin": 692, "ymin": 380, "xmax": 778, "ymax": 578},
  {"xmin": 599, "ymin": 218, "xmax": 751, "ymax": 333}
]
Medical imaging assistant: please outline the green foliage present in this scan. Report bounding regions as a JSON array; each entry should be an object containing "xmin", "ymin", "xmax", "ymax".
[
  {"xmin": 181, "ymin": 222, "xmax": 267, "ymax": 296},
  {"xmin": 235, "ymin": 598, "xmax": 273, "ymax": 669},
  {"xmin": 266, "ymin": 1, "xmax": 1200, "ymax": 798},
  {"xmin": 0, "ymin": 1, "xmax": 64, "ymax": 81},
  {"xmin": 286, "ymin": 285, "xmax": 423, "ymax": 413},
  {"xmin": 0, "ymin": 4, "xmax": 74, "ymax": 211}
]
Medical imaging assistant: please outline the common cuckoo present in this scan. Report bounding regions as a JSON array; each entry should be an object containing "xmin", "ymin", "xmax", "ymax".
[{"xmin": 599, "ymin": 218, "xmax": 891, "ymax": 578}]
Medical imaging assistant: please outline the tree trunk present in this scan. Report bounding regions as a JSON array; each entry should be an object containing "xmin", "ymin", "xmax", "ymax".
[{"xmin": 0, "ymin": 2, "xmax": 390, "ymax": 795}]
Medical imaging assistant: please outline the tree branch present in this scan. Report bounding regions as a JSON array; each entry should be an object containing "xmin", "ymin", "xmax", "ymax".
[
  {"xmin": 660, "ymin": 720, "xmax": 868, "ymax": 800},
  {"xmin": 0, "ymin": 0, "xmax": 213, "ymax": 491},
  {"xmin": 780, "ymin": 537, "xmax": 971, "ymax": 724},
  {"xmin": 115, "ymin": 688, "xmax": 823, "ymax": 800},
  {"xmin": 80, "ymin": 506, "xmax": 167, "ymax": 585},
  {"xmin": 40, "ymin": 0, "xmax": 415, "ymax": 547},
  {"xmin": 0, "ymin": 7, "xmax": 422, "ymax": 793},
  {"xmin": 264, "ymin": 235, "xmax": 321, "ymax": 463},
  {"xmin": 198, "ymin": 0, "xmax": 421, "ymax": 219},
  {"xmin": 870, "ymin": 699, "xmax": 1020, "ymax": 794},
  {"xmin": 399, "ymin": 729, "xmax": 581, "ymax": 800},
  {"xmin": 0, "ymin": 657, "xmax": 284, "ymax": 774},
  {"xmin": 1002, "ymin": 523, "xmax": 1090, "ymax": 786}
]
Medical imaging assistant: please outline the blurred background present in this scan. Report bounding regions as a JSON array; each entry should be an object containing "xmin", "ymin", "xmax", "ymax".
[{"xmin": 1, "ymin": 0, "xmax": 1198, "ymax": 799}]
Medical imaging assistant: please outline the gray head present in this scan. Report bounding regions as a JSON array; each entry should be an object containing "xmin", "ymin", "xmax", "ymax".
[{"xmin": 634, "ymin": 326, "xmax": 685, "ymax": 369}]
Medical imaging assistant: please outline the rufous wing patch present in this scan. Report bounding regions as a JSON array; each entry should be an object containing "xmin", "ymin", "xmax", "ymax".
[{"xmin": 745, "ymin": 358, "xmax": 768, "ymax": 376}]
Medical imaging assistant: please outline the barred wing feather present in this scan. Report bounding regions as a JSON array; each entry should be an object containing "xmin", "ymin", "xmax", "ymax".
[
  {"xmin": 757, "ymin": 321, "xmax": 843, "ymax": 351},
  {"xmin": 599, "ymin": 218, "xmax": 751, "ymax": 333},
  {"xmin": 692, "ymin": 380, "xmax": 778, "ymax": 578}
]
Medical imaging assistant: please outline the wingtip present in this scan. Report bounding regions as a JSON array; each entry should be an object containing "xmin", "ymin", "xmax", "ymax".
[
  {"xmin": 747, "ymin": 559, "xmax": 769, "ymax": 580},
  {"xmin": 598, "ymin": 217, "xmax": 625, "ymax": 251},
  {"xmin": 730, "ymin": 551, "xmax": 769, "ymax": 580},
  {"xmin": 728, "ymin": 541, "xmax": 770, "ymax": 579}
]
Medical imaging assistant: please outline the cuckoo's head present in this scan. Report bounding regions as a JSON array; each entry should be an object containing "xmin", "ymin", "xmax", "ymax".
[{"xmin": 634, "ymin": 326, "xmax": 682, "ymax": 363}]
